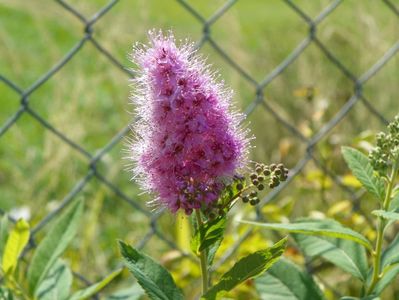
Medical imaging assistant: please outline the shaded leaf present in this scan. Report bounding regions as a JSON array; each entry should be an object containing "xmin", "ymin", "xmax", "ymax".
[
  {"xmin": 241, "ymin": 219, "xmax": 372, "ymax": 251},
  {"xmin": 70, "ymin": 269, "xmax": 122, "ymax": 300},
  {"xmin": 2, "ymin": 219, "xmax": 30, "ymax": 275},
  {"xmin": 202, "ymin": 237, "xmax": 287, "ymax": 300},
  {"xmin": 119, "ymin": 241, "xmax": 184, "ymax": 300},
  {"xmin": 255, "ymin": 258, "xmax": 325, "ymax": 300},
  {"xmin": 341, "ymin": 147, "xmax": 384, "ymax": 201},
  {"xmin": 36, "ymin": 259, "xmax": 72, "ymax": 300},
  {"xmin": 293, "ymin": 219, "xmax": 368, "ymax": 281},
  {"xmin": 27, "ymin": 200, "xmax": 83, "ymax": 294}
]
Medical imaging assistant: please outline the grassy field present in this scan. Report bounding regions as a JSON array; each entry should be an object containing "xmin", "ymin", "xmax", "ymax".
[{"xmin": 1, "ymin": 0, "xmax": 398, "ymax": 298}]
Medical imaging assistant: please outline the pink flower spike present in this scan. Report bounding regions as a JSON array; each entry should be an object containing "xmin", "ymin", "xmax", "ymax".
[{"xmin": 129, "ymin": 30, "xmax": 249, "ymax": 214}]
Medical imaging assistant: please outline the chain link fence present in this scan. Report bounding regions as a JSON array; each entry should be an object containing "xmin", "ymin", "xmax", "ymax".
[{"xmin": 1, "ymin": 0, "xmax": 398, "ymax": 297}]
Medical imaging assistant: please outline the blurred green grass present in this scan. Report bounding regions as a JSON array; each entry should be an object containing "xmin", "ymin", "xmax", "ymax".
[{"xmin": 1, "ymin": 0, "xmax": 399, "ymax": 298}]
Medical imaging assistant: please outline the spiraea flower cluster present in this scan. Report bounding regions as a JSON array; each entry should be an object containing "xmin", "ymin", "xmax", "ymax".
[
  {"xmin": 369, "ymin": 115, "xmax": 399, "ymax": 174},
  {"xmin": 129, "ymin": 30, "xmax": 249, "ymax": 214}
]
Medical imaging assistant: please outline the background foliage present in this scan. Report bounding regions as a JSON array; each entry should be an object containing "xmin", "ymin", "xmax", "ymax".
[{"xmin": 0, "ymin": 0, "xmax": 398, "ymax": 299}]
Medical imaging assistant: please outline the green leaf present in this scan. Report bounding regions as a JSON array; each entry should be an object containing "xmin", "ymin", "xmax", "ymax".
[
  {"xmin": 27, "ymin": 200, "xmax": 83, "ymax": 294},
  {"xmin": 119, "ymin": 241, "xmax": 184, "ymax": 300},
  {"xmin": 202, "ymin": 237, "xmax": 287, "ymax": 300},
  {"xmin": 199, "ymin": 217, "xmax": 226, "ymax": 252},
  {"xmin": 372, "ymin": 210, "xmax": 399, "ymax": 221},
  {"xmin": 191, "ymin": 216, "xmax": 226, "ymax": 268},
  {"xmin": 105, "ymin": 284, "xmax": 145, "ymax": 300},
  {"xmin": 207, "ymin": 238, "xmax": 223, "ymax": 268},
  {"xmin": 293, "ymin": 219, "xmax": 368, "ymax": 281},
  {"xmin": 241, "ymin": 219, "xmax": 373, "ymax": 251},
  {"xmin": 2, "ymin": 219, "xmax": 30, "ymax": 275},
  {"xmin": 255, "ymin": 258, "xmax": 325, "ymax": 300},
  {"xmin": 389, "ymin": 190, "xmax": 399, "ymax": 211},
  {"xmin": 69, "ymin": 269, "xmax": 122, "ymax": 300},
  {"xmin": 372, "ymin": 263, "xmax": 399, "ymax": 295},
  {"xmin": 341, "ymin": 147, "xmax": 385, "ymax": 201},
  {"xmin": 0, "ymin": 215, "xmax": 9, "ymax": 266},
  {"xmin": 35, "ymin": 259, "xmax": 72, "ymax": 300},
  {"xmin": 381, "ymin": 234, "xmax": 399, "ymax": 268},
  {"xmin": 191, "ymin": 217, "xmax": 226, "ymax": 254}
]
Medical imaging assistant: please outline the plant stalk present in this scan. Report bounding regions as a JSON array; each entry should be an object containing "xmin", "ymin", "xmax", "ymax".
[
  {"xmin": 195, "ymin": 209, "xmax": 209, "ymax": 295},
  {"xmin": 366, "ymin": 161, "xmax": 399, "ymax": 295}
]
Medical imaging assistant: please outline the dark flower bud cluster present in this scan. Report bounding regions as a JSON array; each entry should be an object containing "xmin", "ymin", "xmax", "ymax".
[
  {"xmin": 203, "ymin": 176, "xmax": 246, "ymax": 219},
  {"xmin": 201, "ymin": 163, "xmax": 289, "ymax": 218},
  {"xmin": 241, "ymin": 162, "xmax": 288, "ymax": 206},
  {"xmin": 369, "ymin": 115, "xmax": 399, "ymax": 175}
]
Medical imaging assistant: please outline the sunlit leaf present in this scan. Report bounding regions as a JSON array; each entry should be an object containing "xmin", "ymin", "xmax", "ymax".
[
  {"xmin": 2, "ymin": 219, "xmax": 30, "ymax": 275},
  {"xmin": 241, "ymin": 219, "xmax": 372, "ymax": 251},
  {"xmin": 119, "ymin": 241, "xmax": 184, "ymax": 300},
  {"xmin": 202, "ymin": 237, "xmax": 287, "ymax": 300},
  {"xmin": 341, "ymin": 147, "xmax": 385, "ymax": 201}
]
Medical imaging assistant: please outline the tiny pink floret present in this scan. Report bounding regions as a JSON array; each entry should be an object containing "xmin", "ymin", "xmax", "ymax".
[{"xmin": 130, "ymin": 30, "xmax": 248, "ymax": 214}]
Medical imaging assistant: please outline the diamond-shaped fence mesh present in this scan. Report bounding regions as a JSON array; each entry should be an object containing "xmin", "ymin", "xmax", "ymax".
[{"xmin": 1, "ymin": 0, "xmax": 398, "ymax": 297}]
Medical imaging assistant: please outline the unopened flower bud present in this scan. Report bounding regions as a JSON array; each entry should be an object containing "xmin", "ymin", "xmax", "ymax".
[
  {"xmin": 263, "ymin": 168, "xmax": 271, "ymax": 176},
  {"xmin": 250, "ymin": 199, "xmax": 257, "ymax": 206}
]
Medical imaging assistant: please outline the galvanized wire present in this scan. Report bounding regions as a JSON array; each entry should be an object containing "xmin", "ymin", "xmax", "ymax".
[{"xmin": 1, "ymin": 0, "xmax": 398, "ymax": 296}]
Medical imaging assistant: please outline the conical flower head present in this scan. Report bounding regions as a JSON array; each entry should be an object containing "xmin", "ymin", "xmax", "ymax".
[{"xmin": 130, "ymin": 30, "xmax": 249, "ymax": 214}]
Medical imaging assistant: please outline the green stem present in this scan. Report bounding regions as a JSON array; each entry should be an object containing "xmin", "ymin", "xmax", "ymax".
[
  {"xmin": 366, "ymin": 161, "xmax": 399, "ymax": 295},
  {"xmin": 195, "ymin": 209, "xmax": 209, "ymax": 295}
]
